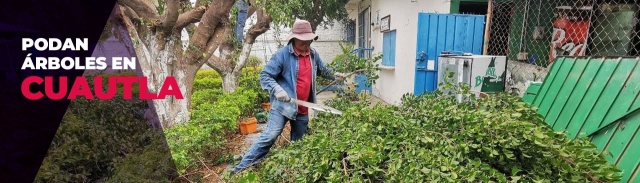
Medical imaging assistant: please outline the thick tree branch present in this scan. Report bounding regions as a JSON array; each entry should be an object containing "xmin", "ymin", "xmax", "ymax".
[
  {"xmin": 233, "ymin": 44, "xmax": 253, "ymax": 73},
  {"xmin": 308, "ymin": 0, "xmax": 324, "ymax": 32},
  {"xmin": 117, "ymin": 0, "xmax": 159, "ymax": 20},
  {"xmin": 123, "ymin": 5, "xmax": 140, "ymax": 20},
  {"xmin": 244, "ymin": 10, "xmax": 272, "ymax": 44},
  {"xmin": 233, "ymin": 10, "xmax": 272, "ymax": 73},
  {"xmin": 247, "ymin": 0, "xmax": 257, "ymax": 16},
  {"xmin": 200, "ymin": 22, "xmax": 224, "ymax": 62},
  {"xmin": 151, "ymin": 0, "xmax": 180, "ymax": 50},
  {"xmin": 121, "ymin": 5, "xmax": 149, "ymax": 39},
  {"xmin": 206, "ymin": 55, "xmax": 233, "ymax": 74},
  {"xmin": 117, "ymin": 6, "xmax": 151, "ymax": 69},
  {"xmin": 204, "ymin": 20, "xmax": 236, "ymax": 71},
  {"xmin": 122, "ymin": 5, "xmax": 141, "ymax": 27},
  {"xmin": 185, "ymin": 0, "xmax": 235, "ymax": 64},
  {"xmin": 175, "ymin": 5, "xmax": 207, "ymax": 31},
  {"xmin": 162, "ymin": 0, "xmax": 180, "ymax": 31},
  {"xmin": 218, "ymin": 20, "xmax": 236, "ymax": 55},
  {"xmin": 204, "ymin": 24, "xmax": 233, "ymax": 72}
]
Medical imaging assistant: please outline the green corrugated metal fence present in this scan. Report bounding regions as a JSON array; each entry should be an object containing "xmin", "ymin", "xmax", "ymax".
[{"xmin": 525, "ymin": 56, "xmax": 640, "ymax": 183}]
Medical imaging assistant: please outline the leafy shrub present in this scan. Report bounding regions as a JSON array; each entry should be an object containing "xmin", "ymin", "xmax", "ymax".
[
  {"xmin": 239, "ymin": 67, "xmax": 269, "ymax": 103},
  {"xmin": 327, "ymin": 42, "xmax": 382, "ymax": 88},
  {"xmin": 192, "ymin": 67, "xmax": 264, "ymax": 94},
  {"xmin": 233, "ymin": 78, "xmax": 622, "ymax": 182},
  {"xmin": 193, "ymin": 78, "xmax": 223, "ymax": 92},
  {"xmin": 165, "ymin": 87, "xmax": 258, "ymax": 174},
  {"xmin": 247, "ymin": 55, "xmax": 263, "ymax": 68},
  {"xmin": 106, "ymin": 131, "xmax": 177, "ymax": 183},
  {"xmin": 35, "ymin": 66, "xmax": 270, "ymax": 181},
  {"xmin": 195, "ymin": 69, "xmax": 221, "ymax": 79},
  {"xmin": 34, "ymin": 90, "xmax": 175, "ymax": 182},
  {"xmin": 164, "ymin": 67, "xmax": 265, "ymax": 174},
  {"xmin": 191, "ymin": 88, "xmax": 223, "ymax": 108}
]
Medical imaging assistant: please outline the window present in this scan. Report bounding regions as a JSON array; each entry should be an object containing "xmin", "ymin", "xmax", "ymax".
[
  {"xmin": 358, "ymin": 8, "xmax": 369, "ymax": 58},
  {"xmin": 344, "ymin": 20, "xmax": 356, "ymax": 44},
  {"xmin": 382, "ymin": 30, "xmax": 397, "ymax": 67}
]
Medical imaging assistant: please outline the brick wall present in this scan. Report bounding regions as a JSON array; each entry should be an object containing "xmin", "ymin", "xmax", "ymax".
[{"xmin": 248, "ymin": 20, "xmax": 347, "ymax": 65}]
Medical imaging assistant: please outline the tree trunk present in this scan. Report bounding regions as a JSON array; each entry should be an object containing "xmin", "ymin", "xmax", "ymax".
[
  {"xmin": 214, "ymin": 18, "xmax": 261, "ymax": 93},
  {"xmin": 134, "ymin": 34, "xmax": 199, "ymax": 127},
  {"xmin": 110, "ymin": 16, "xmax": 164, "ymax": 128},
  {"xmin": 117, "ymin": 3, "xmax": 269, "ymax": 127},
  {"xmin": 214, "ymin": 11, "xmax": 268, "ymax": 93},
  {"xmin": 221, "ymin": 72, "xmax": 239, "ymax": 92}
]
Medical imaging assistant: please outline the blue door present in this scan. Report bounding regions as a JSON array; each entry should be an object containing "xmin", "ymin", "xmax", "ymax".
[{"xmin": 414, "ymin": 13, "xmax": 486, "ymax": 95}]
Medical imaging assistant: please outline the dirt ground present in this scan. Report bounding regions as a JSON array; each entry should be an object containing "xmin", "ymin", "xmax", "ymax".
[{"xmin": 193, "ymin": 123, "xmax": 292, "ymax": 183}]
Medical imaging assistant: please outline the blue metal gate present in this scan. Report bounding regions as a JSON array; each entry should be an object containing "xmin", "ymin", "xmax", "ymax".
[
  {"xmin": 356, "ymin": 8, "xmax": 372, "ymax": 94},
  {"xmin": 414, "ymin": 13, "xmax": 486, "ymax": 95}
]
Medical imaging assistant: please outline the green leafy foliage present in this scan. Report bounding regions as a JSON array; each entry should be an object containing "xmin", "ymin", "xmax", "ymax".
[
  {"xmin": 165, "ymin": 88, "xmax": 257, "ymax": 174},
  {"xmin": 194, "ymin": 70, "xmax": 221, "ymax": 79},
  {"xmin": 318, "ymin": 42, "xmax": 382, "ymax": 100},
  {"xmin": 232, "ymin": 73, "xmax": 622, "ymax": 183},
  {"xmin": 165, "ymin": 67, "xmax": 267, "ymax": 174},
  {"xmin": 239, "ymin": 67, "xmax": 269, "ymax": 103},
  {"xmin": 329, "ymin": 42, "xmax": 382, "ymax": 87},
  {"xmin": 191, "ymin": 88, "xmax": 223, "ymax": 107},
  {"xmin": 258, "ymin": 0, "xmax": 350, "ymax": 30},
  {"xmin": 34, "ymin": 72, "xmax": 176, "ymax": 182},
  {"xmin": 193, "ymin": 78, "xmax": 223, "ymax": 93},
  {"xmin": 35, "ymin": 68, "xmax": 270, "ymax": 181},
  {"xmin": 107, "ymin": 137, "xmax": 177, "ymax": 183},
  {"xmin": 246, "ymin": 55, "xmax": 263, "ymax": 68}
]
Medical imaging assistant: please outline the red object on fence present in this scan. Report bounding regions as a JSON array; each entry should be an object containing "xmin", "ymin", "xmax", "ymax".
[{"xmin": 549, "ymin": 6, "xmax": 592, "ymax": 64}]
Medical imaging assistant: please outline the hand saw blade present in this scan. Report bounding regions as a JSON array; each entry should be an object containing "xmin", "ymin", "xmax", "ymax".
[{"xmin": 291, "ymin": 99, "xmax": 343, "ymax": 115}]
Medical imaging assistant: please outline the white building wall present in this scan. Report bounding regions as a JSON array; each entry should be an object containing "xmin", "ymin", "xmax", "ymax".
[{"xmin": 347, "ymin": 0, "xmax": 450, "ymax": 105}]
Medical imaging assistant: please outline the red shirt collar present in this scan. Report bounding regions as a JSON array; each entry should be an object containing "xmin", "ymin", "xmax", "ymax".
[{"xmin": 294, "ymin": 47, "xmax": 310, "ymax": 57}]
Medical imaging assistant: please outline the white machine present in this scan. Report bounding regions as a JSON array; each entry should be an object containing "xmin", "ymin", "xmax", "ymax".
[{"xmin": 437, "ymin": 52, "xmax": 508, "ymax": 101}]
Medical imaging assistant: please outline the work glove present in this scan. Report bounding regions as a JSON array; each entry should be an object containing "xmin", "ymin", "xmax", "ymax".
[
  {"xmin": 274, "ymin": 89, "xmax": 291, "ymax": 102},
  {"xmin": 334, "ymin": 72, "xmax": 348, "ymax": 81}
]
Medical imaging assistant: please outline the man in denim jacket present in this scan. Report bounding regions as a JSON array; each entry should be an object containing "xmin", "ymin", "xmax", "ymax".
[{"xmin": 233, "ymin": 20, "xmax": 346, "ymax": 173}]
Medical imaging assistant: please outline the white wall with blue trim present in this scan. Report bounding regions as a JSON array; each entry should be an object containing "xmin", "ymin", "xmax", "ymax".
[{"xmin": 345, "ymin": 0, "xmax": 451, "ymax": 105}]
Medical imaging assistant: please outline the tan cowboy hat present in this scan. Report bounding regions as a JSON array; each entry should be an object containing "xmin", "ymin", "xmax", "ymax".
[{"xmin": 286, "ymin": 20, "xmax": 318, "ymax": 41}]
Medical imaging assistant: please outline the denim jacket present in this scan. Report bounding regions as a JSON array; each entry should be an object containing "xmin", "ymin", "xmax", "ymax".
[{"xmin": 259, "ymin": 43, "xmax": 336, "ymax": 120}]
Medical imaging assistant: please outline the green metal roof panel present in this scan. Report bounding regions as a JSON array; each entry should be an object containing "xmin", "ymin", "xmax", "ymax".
[
  {"xmin": 522, "ymin": 83, "xmax": 542, "ymax": 105},
  {"xmin": 525, "ymin": 82, "xmax": 542, "ymax": 95},
  {"xmin": 531, "ymin": 57, "xmax": 640, "ymax": 137},
  {"xmin": 529, "ymin": 56, "xmax": 640, "ymax": 183},
  {"xmin": 522, "ymin": 93, "xmax": 536, "ymax": 104}
]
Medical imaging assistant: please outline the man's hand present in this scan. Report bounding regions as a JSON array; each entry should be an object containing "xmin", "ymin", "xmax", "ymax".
[
  {"xmin": 334, "ymin": 72, "xmax": 348, "ymax": 81},
  {"xmin": 275, "ymin": 90, "xmax": 291, "ymax": 102}
]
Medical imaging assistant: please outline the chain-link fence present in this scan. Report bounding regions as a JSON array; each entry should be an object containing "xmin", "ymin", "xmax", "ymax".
[{"xmin": 486, "ymin": 0, "xmax": 639, "ymax": 94}]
